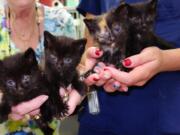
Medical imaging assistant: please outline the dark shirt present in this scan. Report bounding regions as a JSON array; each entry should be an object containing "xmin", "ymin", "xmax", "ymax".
[{"xmin": 77, "ymin": 0, "xmax": 180, "ymax": 134}]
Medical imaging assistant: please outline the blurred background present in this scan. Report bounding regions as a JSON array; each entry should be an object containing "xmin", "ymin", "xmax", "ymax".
[{"xmin": 39, "ymin": 0, "xmax": 84, "ymax": 39}]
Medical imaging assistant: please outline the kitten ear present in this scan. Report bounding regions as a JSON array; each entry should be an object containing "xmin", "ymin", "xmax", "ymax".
[
  {"xmin": 24, "ymin": 48, "xmax": 38, "ymax": 66},
  {"xmin": 73, "ymin": 38, "xmax": 87, "ymax": 55},
  {"xmin": 114, "ymin": 2, "xmax": 131, "ymax": 19},
  {"xmin": 120, "ymin": 0, "xmax": 126, "ymax": 4},
  {"xmin": 147, "ymin": 0, "xmax": 157, "ymax": 12},
  {"xmin": 84, "ymin": 18, "xmax": 98, "ymax": 34},
  {"xmin": 44, "ymin": 31, "xmax": 55, "ymax": 48}
]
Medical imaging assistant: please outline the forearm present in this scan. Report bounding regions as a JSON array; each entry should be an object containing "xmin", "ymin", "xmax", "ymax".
[{"xmin": 160, "ymin": 48, "xmax": 180, "ymax": 72}]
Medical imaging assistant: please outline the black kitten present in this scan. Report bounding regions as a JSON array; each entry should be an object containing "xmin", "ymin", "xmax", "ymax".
[
  {"xmin": 84, "ymin": 0, "xmax": 172, "ymax": 69},
  {"xmin": 0, "ymin": 48, "xmax": 57, "ymax": 135},
  {"xmin": 0, "ymin": 48, "xmax": 49, "ymax": 122},
  {"xmin": 43, "ymin": 31, "xmax": 87, "ymax": 118},
  {"xmin": 0, "ymin": 48, "xmax": 49, "ymax": 125}
]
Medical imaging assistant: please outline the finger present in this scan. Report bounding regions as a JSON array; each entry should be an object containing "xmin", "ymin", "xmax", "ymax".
[
  {"xmin": 122, "ymin": 48, "xmax": 155, "ymax": 68},
  {"xmin": 112, "ymin": 81, "xmax": 128, "ymax": 92},
  {"xmin": 104, "ymin": 78, "xmax": 128, "ymax": 93},
  {"xmin": 86, "ymin": 47, "xmax": 103, "ymax": 59},
  {"xmin": 119, "ymin": 84, "xmax": 128, "ymax": 92},
  {"xmin": 103, "ymin": 79, "xmax": 117, "ymax": 93},
  {"xmin": 67, "ymin": 85, "xmax": 73, "ymax": 93},
  {"xmin": 59, "ymin": 87, "xmax": 66, "ymax": 97},
  {"xmin": 95, "ymin": 69, "xmax": 112, "ymax": 86},
  {"xmin": 11, "ymin": 95, "xmax": 48, "ymax": 115},
  {"xmin": 29, "ymin": 109, "xmax": 40, "ymax": 116},
  {"xmin": 103, "ymin": 67, "xmax": 143, "ymax": 86},
  {"xmin": 85, "ymin": 47, "xmax": 103, "ymax": 71},
  {"xmin": 106, "ymin": 63, "xmax": 153, "ymax": 86},
  {"xmin": 93, "ymin": 62, "xmax": 106, "ymax": 74},
  {"xmin": 9, "ymin": 113, "xmax": 23, "ymax": 121},
  {"xmin": 134, "ymin": 80, "xmax": 147, "ymax": 87},
  {"xmin": 67, "ymin": 90, "xmax": 82, "ymax": 115},
  {"xmin": 84, "ymin": 73, "xmax": 100, "ymax": 86}
]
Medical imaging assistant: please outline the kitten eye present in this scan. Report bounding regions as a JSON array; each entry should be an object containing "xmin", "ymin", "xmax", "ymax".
[
  {"xmin": 50, "ymin": 54, "xmax": 58, "ymax": 63},
  {"xmin": 6, "ymin": 80, "xmax": 16, "ymax": 89},
  {"xmin": 113, "ymin": 25, "xmax": 122, "ymax": 34},
  {"xmin": 22, "ymin": 75, "xmax": 31, "ymax": 85},
  {"xmin": 63, "ymin": 57, "xmax": 72, "ymax": 64}
]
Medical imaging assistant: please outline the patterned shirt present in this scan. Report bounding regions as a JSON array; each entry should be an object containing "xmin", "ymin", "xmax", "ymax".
[{"xmin": 0, "ymin": 2, "xmax": 76, "ymax": 135}]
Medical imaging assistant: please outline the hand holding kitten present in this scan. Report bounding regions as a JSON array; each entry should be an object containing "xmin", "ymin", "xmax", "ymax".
[
  {"xmin": 9, "ymin": 46, "xmax": 163, "ymax": 120},
  {"xmin": 9, "ymin": 95, "xmax": 48, "ymax": 120},
  {"xmin": 103, "ymin": 47, "xmax": 163, "ymax": 92},
  {"xmin": 9, "ymin": 47, "xmax": 103, "ymax": 120}
]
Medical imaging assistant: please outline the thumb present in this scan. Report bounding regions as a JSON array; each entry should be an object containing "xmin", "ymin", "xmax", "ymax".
[
  {"xmin": 85, "ymin": 47, "xmax": 103, "ymax": 71},
  {"xmin": 122, "ymin": 50, "xmax": 154, "ymax": 68},
  {"xmin": 11, "ymin": 95, "xmax": 48, "ymax": 115},
  {"xmin": 67, "ymin": 90, "xmax": 83, "ymax": 115}
]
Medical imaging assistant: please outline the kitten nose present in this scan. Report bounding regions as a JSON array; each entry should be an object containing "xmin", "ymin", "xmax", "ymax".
[
  {"xmin": 111, "ymin": 36, "xmax": 115, "ymax": 41},
  {"xmin": 57, "ymin": 64, "xmax": 62, "ymax": 70},
  {"xmin": 17, "ymin": 86, "xmax": 24, "ymax": 95},
  {"xmin": 22, "ymin": 80, "xmax": 29, "ymax": 87},
  {"xmin": 142, "ymin": 23, "xmax": 146, "ymax": 27}
]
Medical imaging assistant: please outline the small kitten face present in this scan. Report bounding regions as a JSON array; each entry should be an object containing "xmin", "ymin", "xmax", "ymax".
[
  {"xmin": 44, "ymin": 31, "xmax": 86, "ymax": 81},
  {"xmin": 84, "ymin": 0, "xmax": 157, "ymax": 41},
  {"xmin": 0, "ymin": 48, "xmax": 40, "ymax": 98},
  {"xmin": 83, "ymin": 0, "xmax": 157, "ymax": 67},
  {"xmin": 127, "ymin": 0, "xmax": 157, "ymax": 32},
  {"xmin": 84, "ymin": 15, "xmax": 115, "ymax": 46},
  {"xmin": 5, "ymin": 75, "xmax": 32, "ymax": 96},
  {"xmin": 84, "ymin": 3, "xmax": 129, "ymax": 55}
]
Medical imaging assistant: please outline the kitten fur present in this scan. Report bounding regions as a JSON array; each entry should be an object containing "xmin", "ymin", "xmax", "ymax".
[
  {"xmin": 0, "ymin": 31, "xmax": 87, "ymax": 135},
  {"xmin": 0, "ymin": 48, "xmax": 54, "ymax": 135},
  {"xmin": 84, "ymin": 0, "xmax": 173, "ymax": 69},
  {"xmin": 43, "ymin": 31, "xmax": 87, "ymax": 118}
]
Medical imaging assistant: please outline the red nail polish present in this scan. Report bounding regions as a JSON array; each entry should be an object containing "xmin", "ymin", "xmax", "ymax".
[
  {"xmin": 93, "ymin": 77, "xmax": 99, "ymax": 81},
  {"xmin": 104, "ymin": 68, "xmax": 109, "ymax": 71},
  {"xmin": 95, "ymin": 49, "xmax": 101, "ymax": 56},
  {"xmin": 123, "ymin": 59, "xmax": 132, "ymax": 67}
]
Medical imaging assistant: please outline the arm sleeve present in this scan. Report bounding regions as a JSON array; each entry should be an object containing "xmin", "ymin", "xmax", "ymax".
[
  {"xmin": 77, "ymin": 0, "xmax": 120, "ymax": 16},
  {"xmin": 77, "ymin": 0, "xmax": 101, "ymax": 16}
]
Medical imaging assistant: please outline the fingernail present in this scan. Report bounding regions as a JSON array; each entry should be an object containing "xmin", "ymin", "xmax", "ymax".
[
  {"xmin": 93, "ymin": 67, "xmax": 100, "ymax": 74},
  {"xmin": 104, "ymin": 71, "xmax": 111, "ymax": 79},
  {"xmin": 93, "ymin": 77, "xmax": 100, "ymax": 81},
  {"xmin": 41, "ymin": 95, "xmax": 48, "ymax": 102},
  {"xmin": 104, "ymin": 68, "xmax": 108, "ymax": 71},
  {"xmin": 113, "ymin": 84, "xmax": 120, "ymax": 89},
  {"xmin": 95, "ymin": 49, "xmax": 101, "ymax": 56},
  {"xmin": 123, "ymin": 59, "xmax": 132, "ymax": 67},
  {"xmin": 94, "ymin": 64, "xmax": 101, "ymax": 73},
  {"xmin": 96, "ymin": 63, "xmax": 100, "ymax": 67},
  {"xmin": 122, "ymin": 87, "xmax": 128, "ymax": 92}
]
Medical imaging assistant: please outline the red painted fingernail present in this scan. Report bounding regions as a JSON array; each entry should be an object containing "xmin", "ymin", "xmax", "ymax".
[
  {"xmin": 95, "ymin": 49, "xmax": 101, "ymax": 56},
  {"xmin": 93, "ymin": 77, "xmax": 99, "ymax": 81},
  {"xmin": 104, "ymin": 68, "xmax": 109, "ymax": 71},
  {"xmin": 123, "ymin": 59, "xmax": 132, "ymax": 67}
]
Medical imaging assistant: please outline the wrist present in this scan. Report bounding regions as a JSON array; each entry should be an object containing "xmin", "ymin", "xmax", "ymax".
[
  {"xmin": 158, "ymin": 48, "xmax": 180, "ymax": 72},
  {"xmin": 158, "ymin": 49, "xmax": 166, "ymax": 72}
]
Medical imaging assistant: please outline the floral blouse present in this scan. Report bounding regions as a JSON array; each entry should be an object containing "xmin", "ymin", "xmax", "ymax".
[{"xmin": 0, "ymin": 2, "xmax": 76, "ymax": 135}]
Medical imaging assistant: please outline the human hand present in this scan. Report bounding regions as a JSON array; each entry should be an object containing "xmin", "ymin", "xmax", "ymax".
[
  {"xmin": 59, "ymin": 86, "xmax": 84, "ymax": 116},
  {"xmin": 10, "ymin": 95, "xmax": 48, "ymax": 120},
  {"xmin": 103, "ymin": 47, "xmax": 164, "ymax": 92},
  {"xmin": 80, "ymin": 47, "xmax": 113, "ymax": 86}
]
